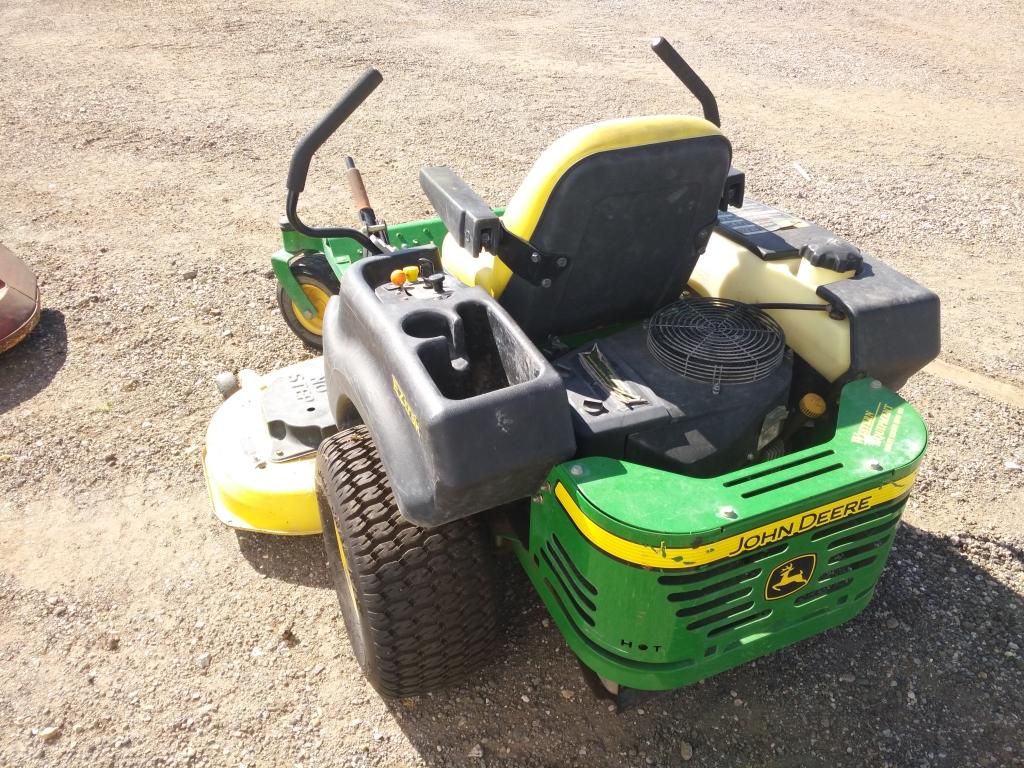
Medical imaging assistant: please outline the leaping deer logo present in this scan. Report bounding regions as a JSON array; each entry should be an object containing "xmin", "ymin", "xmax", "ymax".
[
  {"xmin": 771, "ymin": 562, "xmax": 808, "ymax": 592},
  {"xmin": 765, "ymin": 554, "xmax": 816, "ymax": 600}
]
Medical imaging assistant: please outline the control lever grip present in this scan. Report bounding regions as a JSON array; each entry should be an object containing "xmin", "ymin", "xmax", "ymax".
[
  {"xmin": 650, "ymin": 37, "xmax": 720, "ymax": 127},
  {"xmin": 344, "ymin": 156, "xmax": 372, "ymax": 213},
  {"xmin": 287, "ymin": 68, "xmax": 383, "ymax": 194}
]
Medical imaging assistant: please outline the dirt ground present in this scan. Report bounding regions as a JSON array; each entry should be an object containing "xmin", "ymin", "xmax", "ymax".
[{"xmin": 1, "ymin": 1, "xmax": 1023, "ymax": 766}]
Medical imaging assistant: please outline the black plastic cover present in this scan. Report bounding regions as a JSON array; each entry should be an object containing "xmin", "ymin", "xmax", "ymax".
[
  {"xmin": 817, "ymin": 253, "xmax": 940, "ymax": 390},
  {"xmin": 419, "ymin": 167, "xmax": 502, "ymax": 256},
  {"xmin": 323, "ymin": 246, "xmax": 576, "ymax": 527},
  {"xmin": 721, "ymin": 166, "xmax": 745, "ymax": 211},
  {"xmin": 801, "ymin": 238, "xmax": 864, "ymax": 273},
  {"xmin": 556, "ymin": 326, "xmax": 791, "ymax": 477},
  {"xmin": 717, "ymin": 199, "xmax": 845, "ymax": 261}
]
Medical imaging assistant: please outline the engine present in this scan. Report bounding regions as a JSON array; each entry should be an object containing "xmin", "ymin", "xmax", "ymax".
[{"xmin": 555, "ymin": 297, "xmax": 792, "ymax": 477}]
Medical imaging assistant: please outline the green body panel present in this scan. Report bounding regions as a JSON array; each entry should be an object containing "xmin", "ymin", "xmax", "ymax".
[
  {"xmin": 272, "ymin": 210, "xmax": 504, "ymax": 320},
  {"xmin": 508, "ymin": 379, "xmax": 927, "ymax": 690}
]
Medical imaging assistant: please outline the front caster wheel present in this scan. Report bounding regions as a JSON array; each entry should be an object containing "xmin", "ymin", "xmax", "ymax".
[
  {"xmin": 315, "ymin": 425, "xmax": 499, "ymax": 698},
  {"xmin": 276, "ymin": 252, "xmax": 339, "ymax": 350}
]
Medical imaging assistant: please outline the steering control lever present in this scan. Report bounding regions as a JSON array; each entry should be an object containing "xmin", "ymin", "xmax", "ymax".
[
  {"xmin": 284, "ymin": 68, "xmax": 386, "ymax": 252},
  {"xmin": 650, "ymin": 37, "xmax": 721, "ymax": 127}
]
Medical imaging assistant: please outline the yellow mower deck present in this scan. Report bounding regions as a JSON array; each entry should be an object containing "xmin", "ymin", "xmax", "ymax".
[{"xmin": 203, "ymin": 360, "xmax": 323, "ymax": 535}]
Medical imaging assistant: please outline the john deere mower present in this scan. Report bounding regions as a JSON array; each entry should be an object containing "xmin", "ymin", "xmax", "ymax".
[{"xmin": 205, "ymin": 38, "xmax": 939, "ymax": 700}]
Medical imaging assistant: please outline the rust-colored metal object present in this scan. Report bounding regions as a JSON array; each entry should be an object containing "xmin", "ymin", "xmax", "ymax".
[{"xmin": 0, "ymin": 243, "xmax": 41, "ymax": 353}]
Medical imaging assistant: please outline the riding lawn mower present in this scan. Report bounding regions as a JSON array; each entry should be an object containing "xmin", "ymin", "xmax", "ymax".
[{"xmin": 204, "ymin": 38, "xmax": 939, "ymax": 702}]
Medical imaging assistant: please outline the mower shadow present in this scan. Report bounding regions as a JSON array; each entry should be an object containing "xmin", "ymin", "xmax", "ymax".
[
  {"xmin": 388, "ymin": 523, "xmax": 1023, "ymax": 768},
  {"xmin": 0, "ymin": 308, "xmax": 67, "ymax": 414},
  {"xmin": 233, "ymin": 530, "xmax": 331, "ymax": 589}
]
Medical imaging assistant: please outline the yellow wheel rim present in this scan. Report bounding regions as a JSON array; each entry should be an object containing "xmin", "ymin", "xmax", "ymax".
[
  {"xmin": 291, "ymin": 283, "xmax": 331, "ymax": 336},
  {"xmin": 334, "ymin": 520, "xmax": 361, "ymax": 611}
]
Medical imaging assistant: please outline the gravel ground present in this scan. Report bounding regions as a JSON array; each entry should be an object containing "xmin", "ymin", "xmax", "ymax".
[{"xmin": 1, "ymin": 1, "xmax": 1022, "ymax": 766}]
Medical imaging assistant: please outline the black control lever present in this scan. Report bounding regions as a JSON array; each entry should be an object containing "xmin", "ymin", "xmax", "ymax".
[
  {"xmin": 650, "ymin": 37, "xmax": 721, "ymax": 127},
  {"xmin": 284, "ymin": 68, "xmax": 385, "ymax": 252}
]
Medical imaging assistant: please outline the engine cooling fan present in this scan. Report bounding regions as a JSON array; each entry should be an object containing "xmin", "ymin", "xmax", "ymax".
[{"xmin": 646, "ymin": 297, "xmax": 786, "ymax": 391}]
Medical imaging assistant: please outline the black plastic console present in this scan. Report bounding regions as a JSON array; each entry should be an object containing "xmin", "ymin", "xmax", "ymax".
[{"xmin": 323, "ymin": 246, "xmax": 576, "ymax": 527}]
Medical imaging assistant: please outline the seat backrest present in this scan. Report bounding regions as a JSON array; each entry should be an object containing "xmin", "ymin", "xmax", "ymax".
[{"xmin": 442, "ymin": 115, "xmax": 731, "ymax": 339}]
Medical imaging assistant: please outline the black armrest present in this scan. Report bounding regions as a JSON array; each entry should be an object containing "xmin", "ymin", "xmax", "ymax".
[{"xmin": 419, "ymin": 167, "xmax": 502, "ymax": 256}]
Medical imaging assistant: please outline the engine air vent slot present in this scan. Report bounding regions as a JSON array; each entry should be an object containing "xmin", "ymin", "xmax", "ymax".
[
  {"xmin": 739, "ymin": 462, "xmax": 844, "ymax": 498},
  {"xmin": 667, "ymin": 569, "xmax": 761, "ymax": 602},
  {"xmin": 542, "ymin": 543, "xmax": 597, "ymax": 612},
  {"xmin": 707, "ymin": 609, "xmax": 772, "ymax": 638},
  {"xmin": 723, "ymin": 450, "xmax": 835, "ymax": 488},
  {"xmin": 675, "ymin": 588, "xmax": 753, "ymax": 617},
  {"xmin": 794, "ymin": 578, "xmax": 853, "ymax": 606},
  {"xmin": 686, "ymin": 601, "xmax": 755, "ymax": 631},
  {"xmin": 812, "ymin": 502, "xmax": 903, "ymax": 542},
  {"xmin": 827, "ymin": 537, "xmax": 891, "ymax": 564},
  {"xmin": 819, "ymin": 555, "xmax": 879, "ymax": 581},
  {"xmin": 540, "ymin": 555, "xmax": 596, "ymax": 627}
]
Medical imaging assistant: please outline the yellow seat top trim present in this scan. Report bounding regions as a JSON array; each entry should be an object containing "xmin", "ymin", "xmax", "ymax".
[{"xmin": 501, "ymin": 115, "xmax": 724, "ymax": 244}]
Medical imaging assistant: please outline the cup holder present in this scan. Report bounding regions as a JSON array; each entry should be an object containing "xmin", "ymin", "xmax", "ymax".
[
  {"xmin": 402, "ymin": 311, "xmax": 451, "ymax": 340},
  {"xmin": 408, "ymin": 302, "xmax": 542, "ymax": 401}
]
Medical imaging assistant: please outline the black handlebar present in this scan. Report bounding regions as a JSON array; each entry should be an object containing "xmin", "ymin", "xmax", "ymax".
[
  {"xmin": 286, "ymin": 67, "xmax": 383, "ymax": 193},
  {"xmin": 284, "ymin": 67, "xmax": 385, "ymax": 252},
  {"xmin": 650, "ymin": 37, "xmax": 720, "ymax": 127}
]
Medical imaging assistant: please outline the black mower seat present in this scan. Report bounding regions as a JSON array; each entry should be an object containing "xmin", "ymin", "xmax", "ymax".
[{"xmin": 434, "ymin": 115, "xmax": 732, "ymax": 339}]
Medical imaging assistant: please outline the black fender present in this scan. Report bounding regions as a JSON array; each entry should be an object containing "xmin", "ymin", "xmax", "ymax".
[{"xmin": 323, "ymin": 247, "xmax": 575, "ymax": 527}]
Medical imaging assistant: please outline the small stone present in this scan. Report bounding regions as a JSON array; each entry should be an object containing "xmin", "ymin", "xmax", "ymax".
[
  {"xmin": 182, "ymin": 270, "xmax": 198, "ymax": 280},
  {"xmin": 76, "ymin": 294, "xmax": 101, "ymax": 308},
  {"xmin": 195, "ymin": 653, "xmax": 211, "ymax": 670},
  {"xmin": 560, "ymin": 689, "xmax": 574, "ymax": 700},
  {"xmin": 886, "ymin": 617, "xmax": 900, "ymax": 629},
  {"xmin": 680, "ymin": 741, "xmax": 693, "ymax": 761},
  {"xmin": 279, "ymin": 624, "xmax": 297, "ymax": 646},
  {"xmin": 839, "ymin": 672, "xmax": 856, "ymax": 683},
  {"xmin": 467, "ymin": 743, "xmax": 484, "ymax": 759},
  {"xmin": 521, "ymin": 695, "xmax": 530, "ymax": 703},
  {"xmin": 38, "ymin": 726, "xmax": 61, "ymax": 741},
  {"xmin": 221, "ymin": 329, "xmax": 233, "ymax": 338},
  {"xmin": 103, "ymin": 633, "xmax": 120, "ymax": 651}
]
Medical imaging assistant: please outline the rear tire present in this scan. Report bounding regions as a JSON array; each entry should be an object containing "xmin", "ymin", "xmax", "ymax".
[
  {"xmin": 316, "ymin": 425, "xmax": 499, "ymax": 697},
  {"xmin": 277, "ymin": 252, "xmax": 339, "ymax": 350}
]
